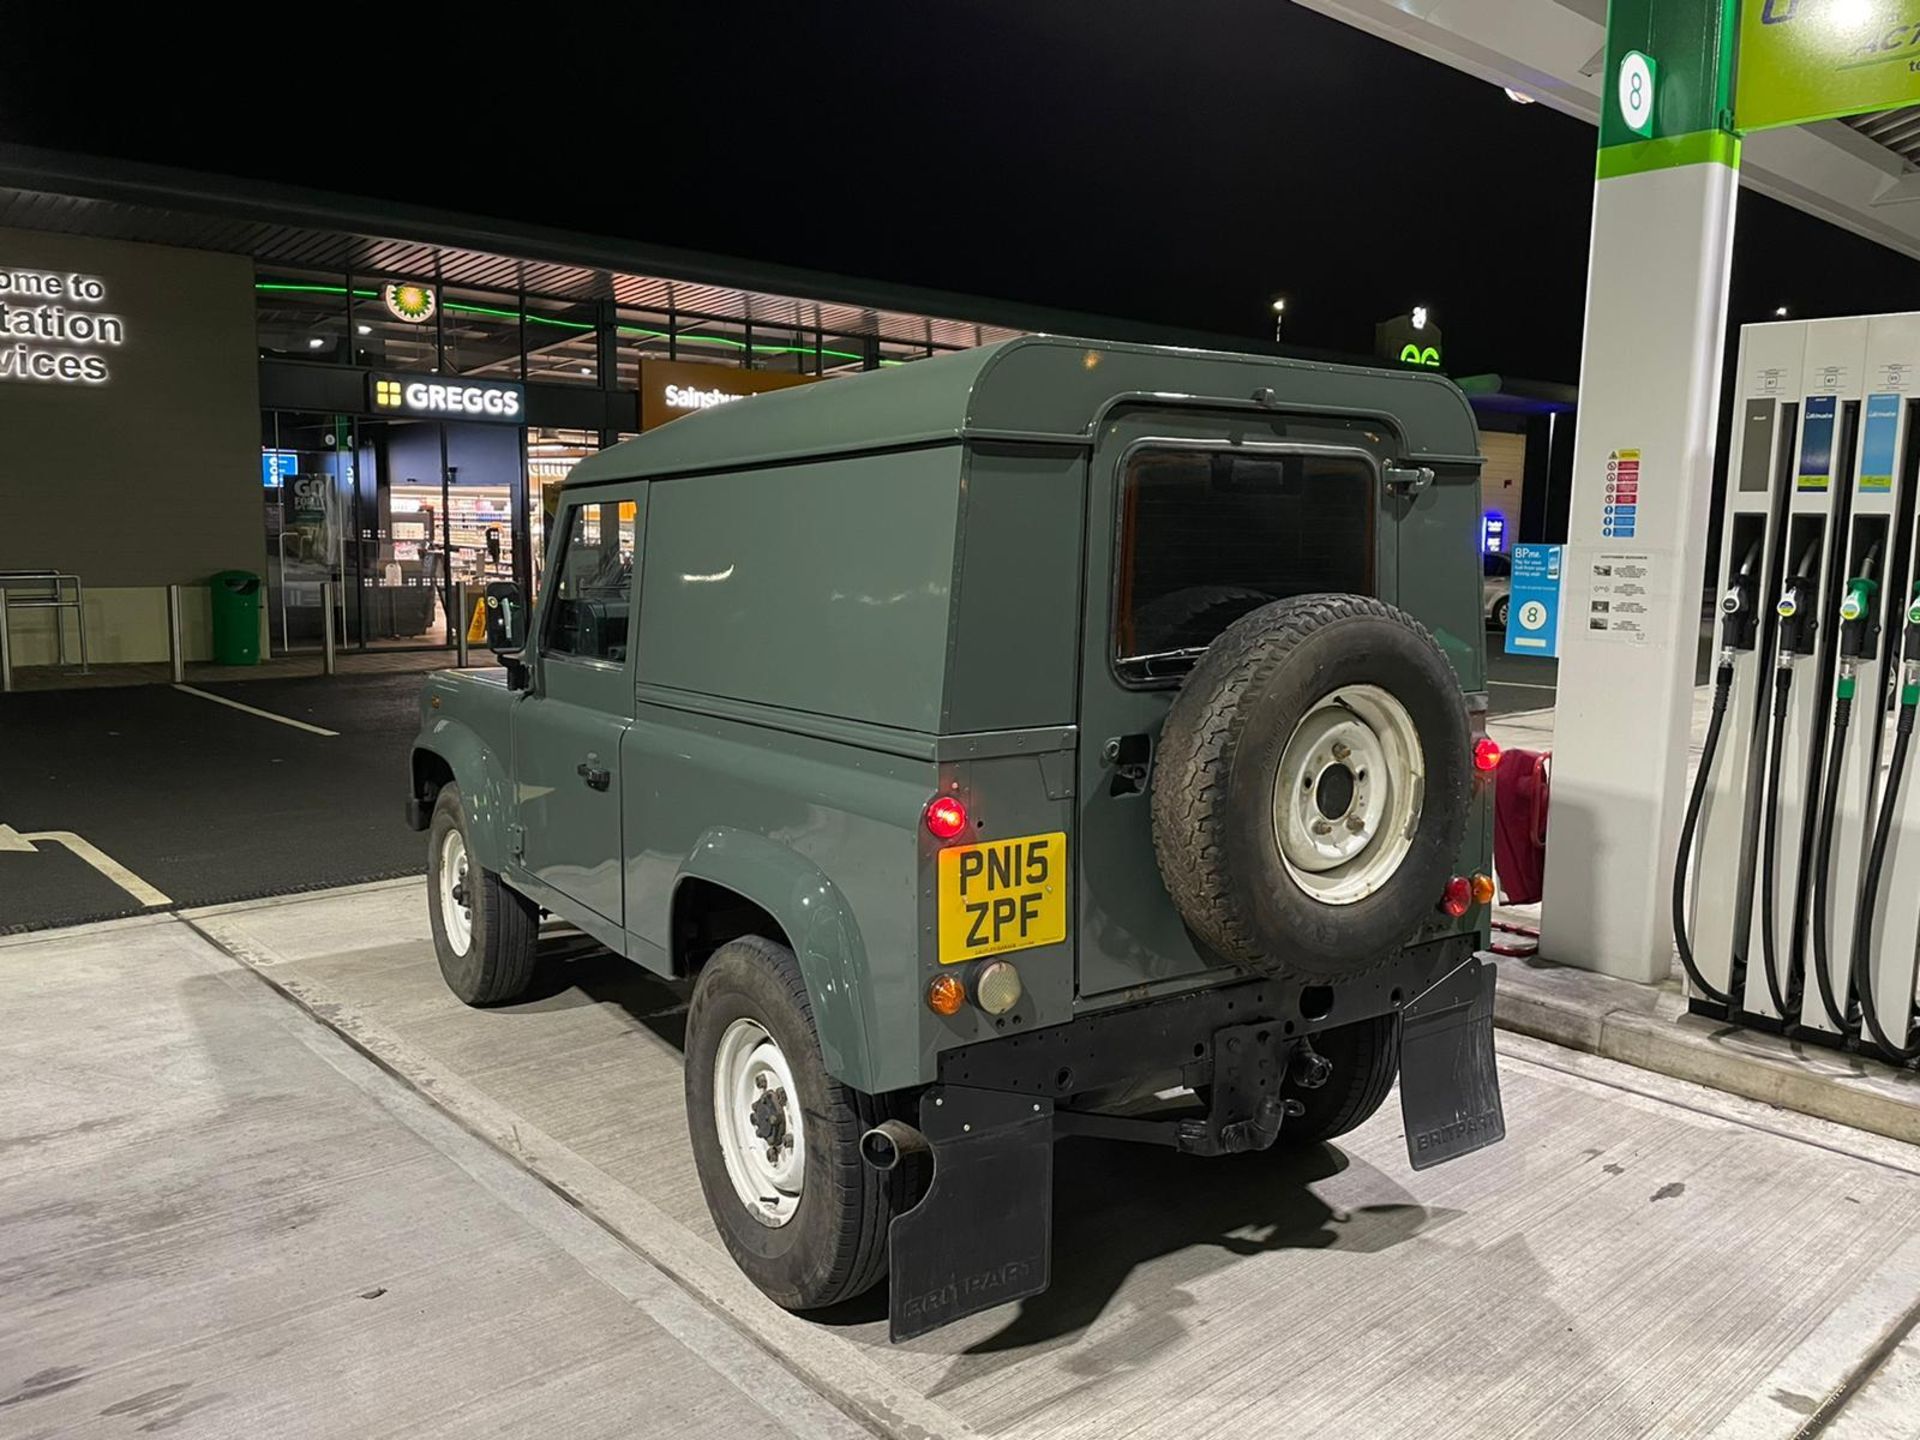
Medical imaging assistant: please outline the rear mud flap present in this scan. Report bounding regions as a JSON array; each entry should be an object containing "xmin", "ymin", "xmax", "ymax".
[
  {"xmin": 887, "ymin": 1086, "xmax": 1052, "ymax": 1342},
  {"xmin": 1399, "ymin": 953, "xmax": 1505, "ymax": 1170}
]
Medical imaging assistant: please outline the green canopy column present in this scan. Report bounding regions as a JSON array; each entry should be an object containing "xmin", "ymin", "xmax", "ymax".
[{"xmin": 1538, "ymin": 0, "xmax": 1741, "ymax": 980}]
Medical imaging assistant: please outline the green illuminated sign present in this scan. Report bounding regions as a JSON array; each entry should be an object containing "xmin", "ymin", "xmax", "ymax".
[
  {"xmin": 1738, "ymin": 0, "xmax": 1920, "ymax": 132},
  {"xmin": 1398, "ymin": 343, "xmax": 1442, "ymax": 368}
]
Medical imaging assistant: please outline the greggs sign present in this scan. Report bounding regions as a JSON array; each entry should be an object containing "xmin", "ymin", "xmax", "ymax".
[{"xmin": 369, "ymin": 373, "xmax": 525, "ymax": 422}]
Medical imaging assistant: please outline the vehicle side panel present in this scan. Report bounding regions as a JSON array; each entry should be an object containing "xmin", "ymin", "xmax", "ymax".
[
  {"xmin": 621, "ymin": 701, "xmax": 932, "ymax": 1093},
  {"xmin": 940, "ymin": 444, "xmax": 1085, "ymax": 732},
  {"xmin": 635, "ymin": 447, "xmax": 963, "ymax": 733}
]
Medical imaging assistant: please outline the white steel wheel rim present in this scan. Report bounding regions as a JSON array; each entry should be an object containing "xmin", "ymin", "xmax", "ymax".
[
  {"xmin": 438, "ymin": 828, "xmax": 473, "ymax": 954},
  {"xmin": 712, "ymin": 1018, "xmax": 807, "ymax": 1228},
  {"xmin": 1273, "ymin": 683, "xmax": 1425, "ymax": 906}
]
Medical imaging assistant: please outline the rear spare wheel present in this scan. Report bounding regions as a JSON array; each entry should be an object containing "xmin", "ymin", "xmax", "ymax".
[{"xmin": 1151, "ymin": 594, "xmax": 1471, "ymax": 980}]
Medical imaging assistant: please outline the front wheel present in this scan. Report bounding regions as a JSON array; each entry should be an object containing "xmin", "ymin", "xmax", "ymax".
[
  {"xmin": 685, "ymin": 936, "xmax": 904, "ymax": 1310},
  {"xmin": 426, "ymin": 786, "xmax": 539, "ymax": 1006},
  {"xmin": 1492, "ymin": 596, "xmax": 1510, "ymax": 631}
]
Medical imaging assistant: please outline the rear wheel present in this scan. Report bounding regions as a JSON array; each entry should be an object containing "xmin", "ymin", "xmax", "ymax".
[
  {"xmin": 426, "ymin": 786, "xmax": 539, "ymax": 1006},
  {"xmin": 1280, "ymin": 1014, "xmax": 1400, "ymax": 1145},
  {"xmin": 685, "ymin": 936, "xmax": 904, "ymax": 1310},
  {"xmin": 1492, "ymin": 595, "xmax": 1510, "ymax": 631}
]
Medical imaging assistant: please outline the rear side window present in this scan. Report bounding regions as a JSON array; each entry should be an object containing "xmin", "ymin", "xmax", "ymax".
[
  {"xmin": 544, "ymin": 498, "xmax": 637, "ymax": 662},
  {"xmin": 1115, "ymin": 447, "xmax": 1375, "ymax": 680}
]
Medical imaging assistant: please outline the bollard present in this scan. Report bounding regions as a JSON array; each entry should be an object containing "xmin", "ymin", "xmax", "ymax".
[
  {"xmin": 73, "ymin": 575, "xmax": 89, "ymax": 674},
  {"xmin": 321, "ymin": 581, "xmax": 336, "ymax": 676},
  {"xmin": 455, "ymin": 582, "xmax": 470, "ymax": 668},
  {"xmin": 166, "ymin": 584, "xmax": 185, "ymax": 684},
  {"xmin": 0, "ymin": 587, "xmax": 11, "ymax": 693}
]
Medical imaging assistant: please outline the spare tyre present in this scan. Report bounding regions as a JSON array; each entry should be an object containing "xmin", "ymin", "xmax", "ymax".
[{"xmin": 1151, "ymin": 593, "xmax": 1471, "ymax": 981}]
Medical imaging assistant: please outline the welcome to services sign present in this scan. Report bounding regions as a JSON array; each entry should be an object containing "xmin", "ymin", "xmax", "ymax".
[{"xmin": 1739, "ymin": 0, "xmax": 1920, "ymax": 131}]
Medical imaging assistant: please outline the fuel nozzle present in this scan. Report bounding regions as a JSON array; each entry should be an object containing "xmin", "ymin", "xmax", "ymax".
[
  {"xmin": 1838, "ymin": 544, "xmax": 1883, "ymax": 662},
  {"xmin": 1719, "ymin": 539, "xmax": 1763, "ymax": 652},
  {"xmin": 1777, "ymin": 541, "xmax": 1822, "ymax": 659},
  {"xmin": 1903, "ymin": 582, "xmax": 1920, "ymax": 668}
]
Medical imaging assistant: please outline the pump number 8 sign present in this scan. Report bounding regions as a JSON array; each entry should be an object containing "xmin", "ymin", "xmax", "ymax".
[{"xmin": 1617, "ymin": 51, "xmax": 1656, "ymax": 139}]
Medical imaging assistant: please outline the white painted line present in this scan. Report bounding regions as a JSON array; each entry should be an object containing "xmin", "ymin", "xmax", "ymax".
[
  {"xmin": 172, "ymin": 683, "xmax": 339, "ymax": 737},
  {"xmin": 1490, "ymin": 679, "xmax": 1559, "ymax": 691},
  {"xmin": 0, "ymin": 825, "xmax": 172, "ymax": 907}
]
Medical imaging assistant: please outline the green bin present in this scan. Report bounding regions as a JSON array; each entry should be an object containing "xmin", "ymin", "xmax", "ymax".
[{"xmin": 209, "ymin": 570, "xmax": 262, "ymax": 666}]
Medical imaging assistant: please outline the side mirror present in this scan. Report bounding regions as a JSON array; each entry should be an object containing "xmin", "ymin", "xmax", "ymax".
[
  {"xmin": 483, "ymin": 582, "xmax": 531, "ymax": 691},
  {"xmin": 484, "ymin": 581, "xmax": 527, "ymax": 652}
]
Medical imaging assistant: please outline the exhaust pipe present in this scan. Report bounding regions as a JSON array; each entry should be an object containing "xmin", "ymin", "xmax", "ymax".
[{"xmin": 860, "ymin": 1119, "xmax": 929, "ymax": 1171}]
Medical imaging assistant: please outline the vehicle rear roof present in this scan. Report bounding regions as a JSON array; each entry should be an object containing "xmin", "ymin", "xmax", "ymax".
[{"xmin": 563, "ymin": 334, "xmax": 1481, "ymax": 488}]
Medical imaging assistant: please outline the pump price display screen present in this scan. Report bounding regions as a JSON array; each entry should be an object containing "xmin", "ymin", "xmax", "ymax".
[{"xmin": 937, "ymin": 831, "xmax": 1067, "ymax": 964}]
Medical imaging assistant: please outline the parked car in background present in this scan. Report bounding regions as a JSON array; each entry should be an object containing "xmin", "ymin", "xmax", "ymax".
[{"xmin": 1484, "ymin": 550, "xmax": 1511, "ymax": 630}]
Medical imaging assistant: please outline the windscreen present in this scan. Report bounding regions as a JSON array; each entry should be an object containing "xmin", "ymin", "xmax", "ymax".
[{"xmin": 1114, "ymin": 447, "xmax": 1375, "ymax": 680}]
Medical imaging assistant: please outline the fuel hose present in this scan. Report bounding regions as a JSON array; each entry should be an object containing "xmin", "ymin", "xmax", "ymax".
[
  {"xmin": 1807, "ymin": 671, "xmax": 1857, "ymax": 1032},
  {"xmin": 1757, "ymin": 660, "xmax": 1801, "ymax": 1020},
  {"xmin": 1852, "ymin": 665, "xmax": 1920, "ymax": 1062},
  {"xmin": 1670, "ymin": 539, "xmax": 1765, "ymax": 1010},
  {"xmin": 1671, "ymin": 657, "xmax": 1737, "ymax": 1007}
]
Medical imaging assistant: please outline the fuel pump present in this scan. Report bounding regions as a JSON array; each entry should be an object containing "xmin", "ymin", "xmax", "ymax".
[
  {"xmin": 1740, "ymin": 319, "xmax": 1870, "ymax": 1029},
  {"xmin": 1679, "ymin": 323, "xmax": 1809, "ymax": 1011}
]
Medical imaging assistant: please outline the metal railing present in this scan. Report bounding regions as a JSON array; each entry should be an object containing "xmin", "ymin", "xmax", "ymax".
[{"xmin": 0, "ymin": 571, "xmax": 89, "ymax": 691}]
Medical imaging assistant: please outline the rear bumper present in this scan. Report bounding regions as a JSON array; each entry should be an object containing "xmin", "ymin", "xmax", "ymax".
[{"xmin": 879, "ymin": 935, "xmax": 1501, "ymax": 1339}]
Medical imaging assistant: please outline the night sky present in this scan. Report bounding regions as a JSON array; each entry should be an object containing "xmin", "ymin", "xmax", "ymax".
[{"xmin": 3, "ymin": 2, "xmax": 1917, "ymax": 378}]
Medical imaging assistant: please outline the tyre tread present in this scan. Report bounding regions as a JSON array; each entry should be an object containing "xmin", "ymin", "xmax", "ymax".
[{"xmin": 1152, "ymin": 592, "xmax": 1454, "ymax": 973}]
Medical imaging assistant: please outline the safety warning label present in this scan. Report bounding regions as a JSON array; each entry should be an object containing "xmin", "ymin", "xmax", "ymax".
[
  {"xmin": 1585, "ymin": 552, "xmax": 1661, "ymax": 645},
  {"xmin": 1602, "ymin": 450, "xmax": 1639, "ymax": 539}
]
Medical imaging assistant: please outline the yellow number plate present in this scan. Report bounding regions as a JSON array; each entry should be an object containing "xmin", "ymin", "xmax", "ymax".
[{"xmin": 937, "ymin": 831, "xmax": 1068, "ymax": 965}]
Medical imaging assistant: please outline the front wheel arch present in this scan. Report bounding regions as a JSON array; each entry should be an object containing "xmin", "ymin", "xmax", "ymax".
[{"xmin": 410, "ymin": 732, "xmax": 511, "ymax": 873}]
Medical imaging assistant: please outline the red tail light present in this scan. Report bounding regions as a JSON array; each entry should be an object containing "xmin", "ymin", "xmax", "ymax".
[
  {"xmin": 1440, "ymin": 875, "xmax": 1472, "ymax": 917},
  {"xmin": 1474, "ymin": 737, "xmax": 1503, "ymax": 773},
  {"xmin": 924, "ymin": 795, "xmax": 969, "ymax": 841}
]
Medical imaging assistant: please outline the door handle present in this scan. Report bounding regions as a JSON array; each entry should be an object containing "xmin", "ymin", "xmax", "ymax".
[{"xmin": 576, "ymin": 760, "xmax": 611, "ymax": 791}]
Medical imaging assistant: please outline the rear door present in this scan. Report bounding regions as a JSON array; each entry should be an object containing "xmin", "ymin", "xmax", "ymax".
[
  {"xmin": 1075, "ymin": 411, "xmax": 1396, "ymax": 999},
  {"xmin": 512, "ymin": 486, "xmax": 642, "ymax": 927}
]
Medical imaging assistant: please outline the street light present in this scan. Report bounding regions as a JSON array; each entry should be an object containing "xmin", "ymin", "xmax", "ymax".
[
  {"xmin": 1271, "ymin": 297, "xmax": 1287, "ymax": 342},
  {"xmin": 1774, "ymin": 305, "xmax": 1790, "ymax": 318}
]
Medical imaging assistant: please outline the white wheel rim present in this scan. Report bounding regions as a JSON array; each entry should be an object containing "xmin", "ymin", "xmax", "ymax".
[
  {"xmin": 438, "ymin": 828, "xmax": 473, "ymax": 954},
  {"xmin": 712, "ymin": 1018, "xmax": 806, "ymax": 1227},
  {"xmin": 1272, "ymin": 683, "xmax": 1425, "ymax": 906}
]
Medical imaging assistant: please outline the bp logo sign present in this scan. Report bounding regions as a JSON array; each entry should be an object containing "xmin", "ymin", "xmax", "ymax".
[{"xmin": 382, "ymin": 283, "xmax": 437, "ymax": 324}]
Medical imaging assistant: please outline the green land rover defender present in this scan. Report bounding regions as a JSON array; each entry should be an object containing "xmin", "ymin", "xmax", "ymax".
[{"xmin": 406, "ymin": 336, "xmax": 1504, "ymax": 1340}]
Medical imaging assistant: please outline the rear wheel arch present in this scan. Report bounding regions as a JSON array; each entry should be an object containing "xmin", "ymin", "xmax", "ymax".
[{"xmin": 670, "ymin": 830, "xmax": 877, "ymax": 1091}]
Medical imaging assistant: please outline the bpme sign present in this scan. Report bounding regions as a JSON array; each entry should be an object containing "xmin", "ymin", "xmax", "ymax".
[
  {"xmin": 1739, "ymin": 0, "xmax": 1920, "ymax": 131},
  {"xmin": 369, "ymin": 373, "xmax": 524, "ymax": 423}
]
